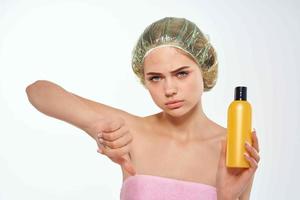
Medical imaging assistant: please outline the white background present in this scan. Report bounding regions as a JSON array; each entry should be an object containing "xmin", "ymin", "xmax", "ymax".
[{"xmin": 0, "ymin": 0, "xmax": 299, "ymax": 199}]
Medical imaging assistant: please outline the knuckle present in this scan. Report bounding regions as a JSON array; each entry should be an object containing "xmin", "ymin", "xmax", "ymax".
[
  {"xmin": 106, "ymin": 149, "xmax": 114, "ymax": 157},
  {"xmin": 105, "ymin": 133, "xmax": 113, "ymax": 141},
  {"xmin": 110, "ymin": 141, "xmax": 118, "ymax": 149},
  {"xmin": 100, "ymin": 148, "xmax": 106, "ymax": 155},
  {"xmin": 96, "ymin": 141, "xmax": 102, "ymax": 148},
  {"xmin": 105, "ymin": 143, "xmax": 111, "ymax": 148},
  {"xmin": 253, "ymin": 159, "xmax": 258, "ymax": 169},
  {"xmin": 253, "ymin": 147, "xmax": 258, "ymax": 153}
]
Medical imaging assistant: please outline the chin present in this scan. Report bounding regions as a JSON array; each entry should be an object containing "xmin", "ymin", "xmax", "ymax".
[
  {"xmin": 163, "ymin": 101, "xmax": 199, "ymax": 118},
  {"xmin": 163, "ymin": 107, "xmax": 189, "ymax": 118}
]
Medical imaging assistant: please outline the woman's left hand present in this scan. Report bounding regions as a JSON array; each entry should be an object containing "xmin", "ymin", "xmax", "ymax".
[{"xmin": 216, "ymin": 129, "xmax": 260, "ymax": 200}]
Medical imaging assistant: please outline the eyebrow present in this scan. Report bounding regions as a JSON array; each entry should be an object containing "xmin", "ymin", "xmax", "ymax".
[{"xmin": 146, "ymin": 66, "xmax": 190, "ymax": 76}]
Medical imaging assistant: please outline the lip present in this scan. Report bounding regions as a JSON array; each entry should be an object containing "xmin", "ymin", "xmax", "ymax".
[
  {"xmin": 165, "ymin": 100, "xmax": 184, "ymax": 105},
  {"xmin": 165, "ymin": 100, "xmax": 184, "ymax": 109}
]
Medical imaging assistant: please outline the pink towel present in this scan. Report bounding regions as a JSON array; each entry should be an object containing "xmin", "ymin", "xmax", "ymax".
[{"xmin": 120, "ymin": 174, "xmax": 217, "ymax": 200}]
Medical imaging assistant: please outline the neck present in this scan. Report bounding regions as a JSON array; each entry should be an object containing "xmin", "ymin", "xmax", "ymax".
[{"xmin": 156, "ymin": 101, "xmax": 210, "ymax": 141}]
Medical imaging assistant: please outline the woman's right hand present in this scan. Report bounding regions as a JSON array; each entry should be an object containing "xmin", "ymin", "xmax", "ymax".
[{"xmin": 87, "ymin": 117, "xmax": 136, "ymax": 175}]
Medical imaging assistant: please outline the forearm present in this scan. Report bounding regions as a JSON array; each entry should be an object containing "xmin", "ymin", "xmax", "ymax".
[
  {"xmin": 26, "ymin": 80, "xmax": 102, "ymax": 138},
  {"xmin": 239, "ymin": 176, "xmax": 254, "ymax": 200}
]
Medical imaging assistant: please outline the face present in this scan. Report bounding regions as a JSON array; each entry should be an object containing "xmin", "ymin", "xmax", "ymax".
[{"xmin": 143, "ymin": 46, "xmax": 204, "ymax": 117}]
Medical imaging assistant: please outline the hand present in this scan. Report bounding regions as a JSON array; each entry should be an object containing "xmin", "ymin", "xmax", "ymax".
[
  {"xmin": 216, "ymin": 129, "xmax": 260, "ymax": 200},
  {"xmin": 88, "ymin": 117, "xmax": 136, "ymax": 175}
]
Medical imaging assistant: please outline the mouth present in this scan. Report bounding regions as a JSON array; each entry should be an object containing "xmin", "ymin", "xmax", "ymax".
[{"xmin": 165, "ymin": 100, "xmax": 184, "ymax": 109}]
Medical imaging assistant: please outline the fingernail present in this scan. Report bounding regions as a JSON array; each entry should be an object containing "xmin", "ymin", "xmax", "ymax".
[
  {"xmin": 99, "ymin": 138, "xmax": 103, "ymax": 143},
  {"xmin": 98, "ymin": 132, "xmax": 102, "ymax": 138},
  {"xmin": 245, "ymin": 141, "xmax": 251, "ymax": 147},
  {"xmin": 244, "ymin": 152, "xmax": 250, "ymax": 158}
]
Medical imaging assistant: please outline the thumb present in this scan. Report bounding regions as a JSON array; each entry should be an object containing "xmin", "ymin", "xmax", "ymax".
[
  {"xmin": 118, "ymin": 156, "xmax": 136, "ymax": 176},
  {"xmin": 122, "ymin": 159, "xmax": 136, "ymax": 176}
]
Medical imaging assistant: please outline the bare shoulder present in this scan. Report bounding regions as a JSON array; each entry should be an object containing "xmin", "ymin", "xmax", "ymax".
[
  {"xmin": 206, "ymin": 120, "xmax": 227, "ymax": 154},
  {"xmin": 207, "ymin": 120, "xmax": 226, "ymax": 140},
  {"xmin": 209, "ymin": 120, "xmax": 227, "ymax": 141},
  {"xmin": 212, "ymin": 121, "xmax": 227, "ymax": 140}
]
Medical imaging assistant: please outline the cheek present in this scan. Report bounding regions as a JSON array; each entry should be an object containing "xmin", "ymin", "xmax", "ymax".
[
  {"xmin": 185, "ymin": 75, "xmax": 204, "ymax": 98},
  {"xmin": 148, "ymin": 87, "xmax": 164, "ymax": 105},
  {"xmin": 194, "ymin": 70, "xmax": 204, "ymax": 91}
]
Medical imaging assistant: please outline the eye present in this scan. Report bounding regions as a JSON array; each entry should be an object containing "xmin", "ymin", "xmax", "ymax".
[
  {"xmin": 148, "ymin": 76, "xmax": 161, "ymax": 82},
  {"xmin": 176, "ymin": 71, "xmax": 189, "ymax": 78}
]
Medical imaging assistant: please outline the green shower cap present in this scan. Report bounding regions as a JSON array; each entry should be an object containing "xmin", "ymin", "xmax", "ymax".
[{"xmin": 131, "ymin": 17, "xmax": 218, "ymax": 92}]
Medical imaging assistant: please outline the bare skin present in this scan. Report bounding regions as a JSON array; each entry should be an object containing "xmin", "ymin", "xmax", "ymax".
[
  {"xmin": 118, "ymin": 46, "xmax": 227, "ymax": 186},
  {"xmin": 26, "ymin": 46, "xmax": 259, "ymax": 200},
  {"xmin": 123, "ymin": 113, "xmax": 226, "ymax": 187}
]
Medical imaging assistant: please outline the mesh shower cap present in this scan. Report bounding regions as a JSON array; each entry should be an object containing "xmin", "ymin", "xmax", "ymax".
[{"xmin": 131, "ymin": 17, "xmax": 218, "ymax": 92}]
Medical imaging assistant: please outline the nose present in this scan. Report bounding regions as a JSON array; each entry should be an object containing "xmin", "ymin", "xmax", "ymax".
[{"xmin": 164, "ymin": 79, "xmax": 177, "ymax": 97}]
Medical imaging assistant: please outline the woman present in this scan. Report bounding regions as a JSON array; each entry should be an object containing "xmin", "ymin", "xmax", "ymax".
[{"xmin": 26, "ymin": 17, "xmax": 260, "ymax": 200}]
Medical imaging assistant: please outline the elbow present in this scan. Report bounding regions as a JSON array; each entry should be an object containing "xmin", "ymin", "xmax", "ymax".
[
  {"xmin": 25, "ymin": 80, "xmax": 50, "ymax": 102},
  {"xmin": 26, "ymin": 82, "xmax": 35, "ymax": 97},
  {"xmin": 26, "ymin": 80, "xmax": 41, "ymax": 98}
]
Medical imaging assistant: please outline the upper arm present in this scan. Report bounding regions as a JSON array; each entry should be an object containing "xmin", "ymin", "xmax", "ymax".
[{"xmin": 71, "ymin": 93, "xmax": 139, "ymax": 126}]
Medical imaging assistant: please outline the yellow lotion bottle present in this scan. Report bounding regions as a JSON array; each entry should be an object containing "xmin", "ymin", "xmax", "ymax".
[{"xmin": 226, "ymin": 86, "xmax": 252, "ymax": 168}]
